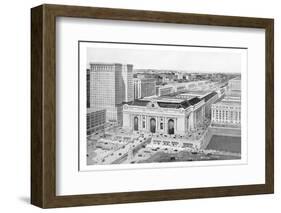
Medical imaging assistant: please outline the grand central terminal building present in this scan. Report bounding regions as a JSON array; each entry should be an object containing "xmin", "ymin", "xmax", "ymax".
[{"xmin": 122, "ymin": 91, "xmax": 219, "ymax": 135}]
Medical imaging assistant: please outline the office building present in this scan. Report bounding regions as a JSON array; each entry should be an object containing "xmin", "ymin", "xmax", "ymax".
[
  {"xmin": 211, "ymin": 99, "xmax": 241, "ymax": 127},
  {"xmin": 122, "ymin": 64, "xmax": 134, "ymax": 103},
  {"xmin": 133, "ymin": 78, "xmax": 156, "ymax": 99},
  {"xmin": 88, "ymin": 63, "xmax": 133, "ymax": 123},
  {"xmin": 87, "ymin": 108, "xmax": 106, "ymax": 135}
]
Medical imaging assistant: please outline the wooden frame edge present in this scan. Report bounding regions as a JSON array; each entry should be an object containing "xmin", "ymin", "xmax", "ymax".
[
  {"xmin": 265, "ymin": 19, "xmax": 274, "ymax": 194},
  {"xmin": 31, "ymin": 5, "xmax": 44, "ymax": 208}
]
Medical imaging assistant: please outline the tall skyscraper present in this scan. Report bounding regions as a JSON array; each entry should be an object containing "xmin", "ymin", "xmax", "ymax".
[
  {"xmin": 122, "ymin": 64, "xmax": 133, "ymax": 103},
  {"xmin": 88, "ymin": 63, "xmax": 133, "ymax": 123},
  {"xmin": 86, "ymin": 69, "xmax": 91, "ymax": 108}
]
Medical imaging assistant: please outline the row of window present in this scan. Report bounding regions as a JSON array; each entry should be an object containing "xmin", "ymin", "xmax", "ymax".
[
  {"xmin": 87, "ymin": 112, "xmax": 106, "ymax": 129},
  {"xmin": 90, "ymin": 65, "xmax": 117, "ymax": 71},
  {"xmin": 213, "ymin": 106, "xmax": 240, "ymax": 110},
  {"xmin": 212, "ymin": 109, "xmax": 241, "ymax": 121},
  {"xmin": 134, "ymin": 116, "xmax": 168, "ymax": 131}
]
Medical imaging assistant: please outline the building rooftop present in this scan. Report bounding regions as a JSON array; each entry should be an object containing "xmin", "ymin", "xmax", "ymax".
[
  {"xmin": 213, "ymin": 100, "xmax": 241, "ymax": 106},
  {"xmin": 89, "ymin": 62, "xmax": 133, "ymax": 67},
  {"xmin": 230, "ymin": 76, "xmax": 241, "ymax": 81},
  {"xmin": 178, "ymin": 90, "xmax": 208, "ymax": 97},
  {"xmin": 133, "ymin": 77, "xmax": 156, "ymax": 82},
  {"xmin": 128, "ymin": 97, "xmax": 201, "ymax": 109},
  {"xmin": 202, "ymin": 91, "xmax": 218, "ymax": 102},
  {"xmin": 175, "ymin": 90, "xmax": 217, "ymax": 100},
  {"xmin": 87, "ymin": 108, "xmax": 106, "ymax": 113},
  {"xmin": 128, "ymin": 100, "xmax": 150, "ymax": 107},
  {"xmin": 153, "ymin": 97, "xmax": 186, "ymax": 103}
]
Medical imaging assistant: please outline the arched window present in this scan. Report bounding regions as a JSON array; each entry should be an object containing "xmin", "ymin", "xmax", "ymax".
[
  {"xmin": 150, "ymin": 118, "xmax": 156, "ymax": 133},
  {"xmin": 134, "ymin": 116, "xmax": 139, "ymax": 131},
  {"xmin": 168, "ymin": 119, "xmax": 175, "ymax": 134}
]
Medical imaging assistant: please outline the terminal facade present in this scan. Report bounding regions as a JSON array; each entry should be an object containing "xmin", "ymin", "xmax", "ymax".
[{"xmin": 122, "ymin": 90, "xmax": 219, "ymax": 135}]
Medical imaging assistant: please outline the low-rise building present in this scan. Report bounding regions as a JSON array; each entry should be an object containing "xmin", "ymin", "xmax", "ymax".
[
  {"xmin": 157, "ymin": 85, "xmax": 175, "ymax": 96},
  {"xmin": 211, "ymin": 99, "xmax": 241, "ymax": 127},
  {"xmin": 87, "ymin": 108, "xmax": 106, "ymax": 136},
  {"xmin": 211, "ymin": 76, "xmax": 242, "ymax": 128}
]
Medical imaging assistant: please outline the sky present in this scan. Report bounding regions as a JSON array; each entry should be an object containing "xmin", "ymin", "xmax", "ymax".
[{"xmin": 86, "ymin": 45, "xmax": 244, "ymax": 73}]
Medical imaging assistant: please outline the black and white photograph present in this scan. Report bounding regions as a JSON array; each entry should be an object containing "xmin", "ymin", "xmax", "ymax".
[
  {"xmin": 27, "ymin": 2, "xmax": 275, "ymax": 208},
  {"xmin": 81, "ymin": 41, "xmax": 245, "ymax": 167}
]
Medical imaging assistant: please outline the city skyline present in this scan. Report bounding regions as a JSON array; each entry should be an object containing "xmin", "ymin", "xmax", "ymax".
[
  {"xmin": 87, "ymin": 46, "xmax": 244, "ymax": 73},
  {"xmin": 83, "ymin": 42, "xmax": 243, "ymax": 168},
  {"xmin": 85, "ymin": 63, "xmax": 242, "ymax": 167}
]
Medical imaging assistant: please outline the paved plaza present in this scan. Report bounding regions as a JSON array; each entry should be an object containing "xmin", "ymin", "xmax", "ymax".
[{"xmin": 87, "ymin": 121, "xmax": 241, "ymax": 165}]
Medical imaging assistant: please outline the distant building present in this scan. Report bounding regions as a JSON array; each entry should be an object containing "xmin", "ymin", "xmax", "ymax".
[
  {"xmin": 88, "ymin": 63, "xmax": 133, "ymax": 123},
  {"xmin": 133, "ymin": 78, "xmax": 156, "ymax": 99},
  {"xmin": 183, "ymin": 74, "xmax": 190, "ymax": 81},
  {"xmin": 155, "ymin": 75, "xmax": 165, "ymax": 85},
  {"xmin": 87, "ymin": 108, "xmax": 106, "ymax": 136},
  {"xmin": 156, "ymin": 80, "xmax": 209, "ymax": 97},
  {"xmin": 174, "ymin": 84, "xmax": 186, "ymax": 93},
  {"xmin": 228, "ymin": 76, "xmax": 241, "ymax": 91},
  {"xmin": 226, "ymin": 76, "xmax": 241, "ymax": 99},
  {"xmin": 157, "ymin": 85, "xmax": 175, "ymax": 96},
  {"xmin": 176, "ymin": 72, "xmax": 183, "ymax": 80}
]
